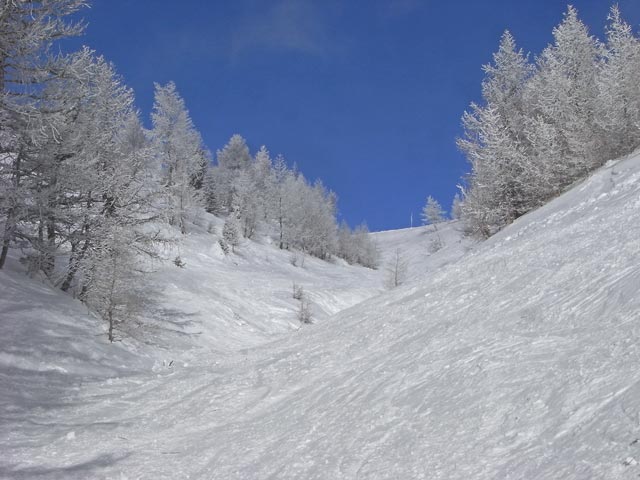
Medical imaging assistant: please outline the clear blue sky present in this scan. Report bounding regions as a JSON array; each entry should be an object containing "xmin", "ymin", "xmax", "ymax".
[{"xmin": 66, "ymin": 0, "xmax": 640, "ymax": 231}]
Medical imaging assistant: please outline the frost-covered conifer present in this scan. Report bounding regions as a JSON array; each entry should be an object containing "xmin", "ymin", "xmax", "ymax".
[
  {"xmin": 251, "ymin": 146, "xmax": 273, "ymax": 222},
  {"xmin": 525, "ymin": 6, "xmax": 602, "ymax": 178},
  {"xmin": 421, "ymin": 196, "xmax": 446, "ymax": 250},
  {"xmin": 458, "ymin": 31, "xmax": 533, "ymax": 237},
  {"xmin": 231, "ymin": 171, "xmax": 260, "ymax": 239},
  {"xmin": 151, "ymin": 82, "xmax": 204, "ymax": 234},
  {"xmin": 23, "ymin": 49, "xmax": 165, "ymax": 339},
  {"xmin": 0, "ymin": 0, "xmax": 87, "ymax": 269},
  {"xmin": 268, "ymin": 155, "xmax": 295, "ymax": 249},
  {"xmin": 206, "ymin": 135, "xmax": 253, "ymax": 215},
  {"xmin": 217, "ymin": 134, "xmax": 252, "ymax": 171},
  {"xmin": 222, "ymin": 211, "xmax": 241, "ymax": 253},
  {"xmin": 421, "ymin": 196, "xmax": 446, "ymax": 228},
  {"xmin": 596, "ymin": 5, "xmax": 640, "ymax": 158}
]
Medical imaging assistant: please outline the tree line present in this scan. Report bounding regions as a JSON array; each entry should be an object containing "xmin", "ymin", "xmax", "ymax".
[{"xmin": 458, "ymin": 5, "xmax": 640, "ymax": 237}]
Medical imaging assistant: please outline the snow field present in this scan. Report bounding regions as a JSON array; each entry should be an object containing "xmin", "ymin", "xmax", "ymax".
[{"xmin": 2, "ymin": 152, "xmax": 640, "ymax": 478}]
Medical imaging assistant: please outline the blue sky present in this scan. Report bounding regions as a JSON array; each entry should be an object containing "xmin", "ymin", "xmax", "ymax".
[{"xmin": 67, "ymin": 0, "xmax": 640, "ymax": 231}]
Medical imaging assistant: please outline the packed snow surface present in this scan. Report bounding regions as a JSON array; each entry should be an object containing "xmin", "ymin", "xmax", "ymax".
[{"xmin": 2, "ymin": 152, "xmax": 640, "ymax": 479}]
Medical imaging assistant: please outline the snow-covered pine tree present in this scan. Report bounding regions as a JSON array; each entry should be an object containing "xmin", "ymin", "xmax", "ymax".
[
  {"xmin": 251, "ymin": 145, "xmax": 273, "ymax": 222},
  {"xmin": 151, "ymin": 82, "xmax": 204, "ymax": 234},
  {"xmin": 230, "ymin": 170, "xmax": 260, "ymax": 239},
  {"xmin": 421, "ymin": 196, "xmax": 446, "ymax": 250},
  {"xmin": 596, "ymin": 5, "xmax": 640, "ymax": 159},
  {"xmin": 31, "ymin": 50, "xmax": 164, "ymax": 340},
  {"xmin": 421, "ymin": 196, "xmax": 446, "ymax": 228},
  {"xmin": 190, "ymin": 147, "xmax": 211, "ymax": 191},
  {"xmin": 348, "ymin": 223, "xmax": 379, "ymax": 268},
  {"xmin": 222, "ymin": 210, "xmax": 241, "ymax": 253},
  {"xmin": 268, "ymin": 154, "xmax": 295, "ymax": 249},
  {"xmin": 525, "ymin": 6, "xmax": 602, "ymax": 182},
  {"xmin": 0, "ymin": 0, "xmax": 87, "ymax": 270},
  {"xmin": 210, "ymin": 134, "xmax": 252, "ymax": 214},
  {"xmin": 217, "ymin": 134, "xmax": 251, "ymax": 171},
  {"xmin": 336, "ymin": 221, "xmax": 354, "ymax": 263},
  {"xmin": 457, "ymin": 31, "xmax": 533, "ymax": 237},
  {"xmin": 35, "ymin": 48, "xmax": 116, "ymax": 281},
  {"xmin": 82, "ymin": 58, "xmax": 161, "ymax": 323},
  {"xmin": 303, "ymin": 180, "xmax": 337, "ymax": 259},
  {"xmin": 282, "ymin": 175, "xmax": 337, "ymax": 259}
]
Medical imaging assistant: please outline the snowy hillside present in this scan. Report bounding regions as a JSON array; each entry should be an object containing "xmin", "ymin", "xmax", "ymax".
[
  {"xmin": 113, "ymin": 214, "xmax": 469, "ymax": 357},
  {"xmin": 140, "ymin": 215, "xmax": 384, "ymax": 356},
  {"xmin": 3, "ymin": 151, "xmax": 640, "ymax": 479},
  {"xmin": 373, "ymin": 220, "xmax": 472, "ymax": 284}
]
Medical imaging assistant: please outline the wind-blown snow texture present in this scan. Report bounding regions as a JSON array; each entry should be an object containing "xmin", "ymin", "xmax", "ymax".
[{"xmin": 2, "ymin": 152, "xmax": 640, "ymax": 479}]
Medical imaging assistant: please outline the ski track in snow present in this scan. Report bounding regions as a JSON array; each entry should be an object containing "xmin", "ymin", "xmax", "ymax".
[{"xmin": 2, "ymin": 153, "xmax": 640, "ymax": 478}]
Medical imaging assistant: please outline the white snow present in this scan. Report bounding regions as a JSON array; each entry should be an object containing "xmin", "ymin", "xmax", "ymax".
[{"xmin": 2, "ymin": 151, "xmax": 640, "ymax": 479}]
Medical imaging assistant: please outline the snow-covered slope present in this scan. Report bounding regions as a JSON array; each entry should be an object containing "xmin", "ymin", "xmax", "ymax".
[
  {"xmin": 112, "ymin": 213, "xmax": 469, "ymax": 357},
  {"xmin": 3, "ymin": 152, "xmax": 640, "ymax": 479},
  {"xmin": 373, "ymin": 219, "xmax": 472, "ymax": 283},
  {"xmin": 142, "ymin": 217, "xmax": 384, "ymax": 356}
]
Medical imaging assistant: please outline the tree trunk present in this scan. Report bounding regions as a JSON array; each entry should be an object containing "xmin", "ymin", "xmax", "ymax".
[
  {"xmin": 42, "ymin": 216, "xmax": 56, "ymax": 277},
  {"xmin": 107, "ymin": 308, "xmax": 114, "ymax": 343},
  {"xmin": 278, "ymin": 197, "xmax": 284, "ymax": 249},
  {"xmin": 0, "ymin": 209, "xmax": 15, "ymax": 269},
  {"xmin": 0, "ymin": 152, "xmax": 21, "ymax": 269},
  {"xmin": 60, "ymin": 242, "xmax": 78, "ymax": 291}
]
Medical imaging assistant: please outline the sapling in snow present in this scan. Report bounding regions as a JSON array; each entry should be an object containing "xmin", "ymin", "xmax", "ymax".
[{"xmin": 421, "ymin": 196, "xmax": 446, "ymax": 250}]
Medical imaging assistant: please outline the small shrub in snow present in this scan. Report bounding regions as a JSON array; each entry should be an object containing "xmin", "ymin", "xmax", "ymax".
[
  {"xmin": 292, "ymin": 282, "xmax": 304, "ymax": 300},
  {"xmin": 298, "ymin": 297, "xmax": 312, "ymax": 324},
  {"xmin": 222, "ymin": 213, "xmax": 241, "ymax": 253},
  {"xmin": 428, "ymin": 236, "xmax": 443, "ymax": 253},
  {"xmin": 173, "ymin": 256, "xmax": 186, "ymax": 268},
  {"xmin": 385, "ymin": 248, "xmax": 408, "ymax": 289}
]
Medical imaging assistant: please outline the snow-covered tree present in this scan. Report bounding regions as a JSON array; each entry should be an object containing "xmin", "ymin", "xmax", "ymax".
[
  {"xmin": 200, "ymin": 137, "xmax": 374, "ymax": 263},
  {"xmin": 74, "ymin": 59, "xmax": 161, "ymax": 339},
  {"xmin": 217, "ymin": 134, "xmax": 251, "ymax": 171},
  {"xmin": 596, "ymin": 5, "xmax": 640, "ymax": 158},
  {"xmin": 457, "ymin": 30, "xmax": 534, "ymax": 237},
  {"xmin": 525, "ymin": 6, "xmax": 602, "ymax": 180},
  {"xmin": 337, "ymin": 222, "xmax": 379, "ymax": 268},
  {"xmin": 190, "ymin": 147, "xmax": 211, "ymax": 191},
  {"xmin": 20, "ymin": 49, "xmax": 165, "ymax": 339},
  {"xmin": 268, "ymin": 154, "xmax": 295, "ymax": 249},
  {"xmin": 202, "ymin": 167, "xmax": 223, "ymax": 215},
  {"xmin": 385, "ymin": 248, "xmax": 408, "ymax": 289},
  {"xmin": 251, "ymin": 145, "xmax": 273, "ymax": 222},
  {"xmin": 222, "ymin": 210, "xmax": 241, "ymax": 253},
  {"xmin": 421, "ymin": 195, "xmax": 446, "ymax": 249},
  {"xmin": 231, "ymin": 170, "xmax": 260, "ymax": 239},
  {"xmin": 421, "ymin": 196, "xmax": 446, "ymax": 228},
  {"xmin": 281, "ymin": 175, "xmax": 337, "ymax": 259},
  {"xmin": 0, "ymin": 0, "xmax": 87, "ymax": 269},
  {"xmin": 151, "ymin": 82, "xmax": 204, "ymax": 234},
  {"xmin": 205, "ymin": 134, "xmax": 253, "ymax": 215},
  {"xmin": 457, "ymin": 8, "xmax": 612, "ymax": 238}
]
